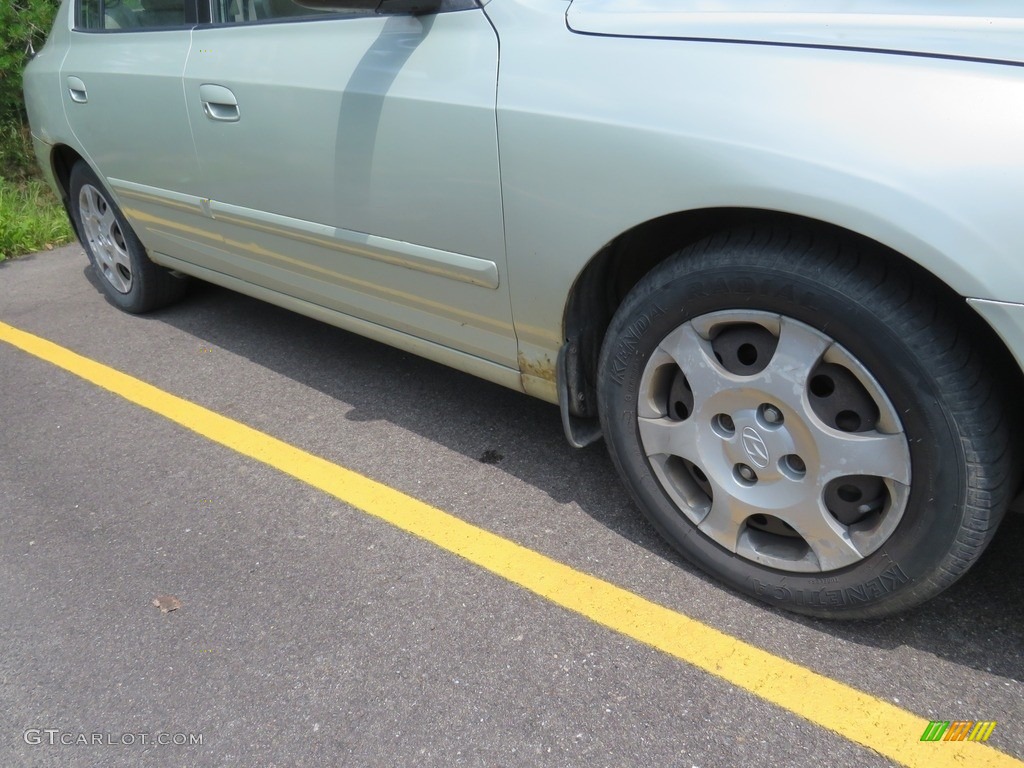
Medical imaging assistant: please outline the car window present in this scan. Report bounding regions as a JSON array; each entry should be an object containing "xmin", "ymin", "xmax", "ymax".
[
  {"xmin": 210, "ymin": 0, "xmax": 360, "ymax": 23},
  {"xmin": 208, "ymin": 0, "xmax": 477, "ymax": 24},
  {"xmin": 79, "ymin": 0, "xmax": 188, "ymax": 29}
]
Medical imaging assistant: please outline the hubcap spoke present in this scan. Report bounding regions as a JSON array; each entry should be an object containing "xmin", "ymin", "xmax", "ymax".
[
  {"xmin": 98, "ymin": 204, "xmax": 117, "ymax": 240},
  {"xmin": 638, "ymin": 415, "xmax": 700, "ymax": 460},
  {"xmin": 109, "ymin": 231, "xmax": 131, "ymax": 271},
  {"xmin": 658, "ymin": 323, "xmax": 736, "ymax": 404},
  {"xmin": 817, "ymin": 428, "xmax": 911, "ymax": 486},
  {"xmin": 760, "ymin": 317, "xmax": 832, "ymax": 411},
  {"xmin": 82, "ymin": 199, "xmax": 95, "ymax": 224},
  {"xmin": 696, "ymin": 492, "xmax": 749, "ymax": 551},
  {"xmin": 783, "ymin": 500, "xmax": 865, "ymax": 570},
  {"xmin": 82, "ymin": 193, "xmax": 100, "ymax": 239}
]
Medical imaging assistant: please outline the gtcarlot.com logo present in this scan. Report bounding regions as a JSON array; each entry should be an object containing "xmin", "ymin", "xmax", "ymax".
[
  {"xmin": 24, "ymin": 729, "xmax": 203, "ymax": 747},
  {"xmin": 920, "ymin": 721, "xmax": 997, "ymax": 742}
]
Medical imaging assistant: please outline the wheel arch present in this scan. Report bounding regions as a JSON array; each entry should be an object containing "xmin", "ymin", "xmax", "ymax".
[{"xmin": 559, "ymin": 208, "xmax": 1024, "ymax": 439}]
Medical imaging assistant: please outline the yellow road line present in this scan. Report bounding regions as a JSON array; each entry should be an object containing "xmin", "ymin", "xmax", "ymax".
[{"xmin": 1, "ymin": 318, "xmax": 1018, "ymax": 768}]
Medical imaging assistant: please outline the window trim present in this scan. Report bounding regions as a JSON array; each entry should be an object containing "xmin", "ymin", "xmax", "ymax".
[{"xmin": 74, "ymin": 0, "xmax": 200, "ymax": 32}]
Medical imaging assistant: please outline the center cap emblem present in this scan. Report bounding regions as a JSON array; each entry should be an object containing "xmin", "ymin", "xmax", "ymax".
[{"xmin": 741, "ymin": 426, "xmax": 770, "ymax": 468}]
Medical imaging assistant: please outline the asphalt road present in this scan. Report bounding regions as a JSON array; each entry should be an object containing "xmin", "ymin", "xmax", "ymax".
[{"xmin": 1, "ymin": 245, "xmax": 1022, "ymax": 767}]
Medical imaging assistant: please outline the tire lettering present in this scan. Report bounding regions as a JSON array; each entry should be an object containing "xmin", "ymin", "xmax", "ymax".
[
  {"xmin": 750, "ymin": 564, "xmax": 909, "ymax": 607},
  {"xmin": 689, "ymin": 275, "xmax": 824, "ymax": 314},
  {"xmin": 609, "ymin": 305, "xmax": 667, "ymax": 385},
  {"xmin": 610, "ymin": 355, "xmax": 629, "ymax": 385}
]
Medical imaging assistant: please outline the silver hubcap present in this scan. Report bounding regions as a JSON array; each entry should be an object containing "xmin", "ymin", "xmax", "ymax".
[
  {"xmin": 79, "ymin": 184, "xmax": 132, "ymax": 294},
  {"xmin": 637, "ymin": 310, "xmax": 910, "ymax": 573}
]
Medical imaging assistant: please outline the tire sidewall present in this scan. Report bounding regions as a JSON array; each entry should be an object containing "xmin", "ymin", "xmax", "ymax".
[{"xmin": 598, "ymin": 261, "xmax": 967, "ymax": 617}]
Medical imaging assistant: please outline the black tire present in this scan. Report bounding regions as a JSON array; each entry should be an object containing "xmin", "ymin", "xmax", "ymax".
[
  {"xmin": 69, "ymin": 161, "xmax": 187, "ymax": 314},
  {"xmin": 597, "ymin": 225, "xmax": 1014, "ymax": 619}
]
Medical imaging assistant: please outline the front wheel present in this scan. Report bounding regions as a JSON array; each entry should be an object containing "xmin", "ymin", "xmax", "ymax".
[
  {"xmin": 597, "ymin": 227, "xmax": 1013, "ymax": 619},
  {"xmin": 69, "ymin": 162, "xmax": 187, "ymax": 314}
]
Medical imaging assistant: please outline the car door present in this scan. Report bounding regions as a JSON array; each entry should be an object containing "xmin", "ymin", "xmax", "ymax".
[
  {"xmin": 182, "ymin": 2, "xmax": 516, "ymax": 368},
  {"xmin": 60, "ymin": 0, "xmax": 213, "ymax": 262}
]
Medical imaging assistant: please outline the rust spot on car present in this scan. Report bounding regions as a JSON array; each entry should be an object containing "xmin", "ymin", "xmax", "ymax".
[{"xmin": 518, "ymin": 351, "xmax": 556, "ymax": 383}]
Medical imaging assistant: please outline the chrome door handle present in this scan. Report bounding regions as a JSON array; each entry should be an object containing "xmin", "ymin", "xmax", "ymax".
[
  {"xmin": 66, "ymin": 76, "xmax": 88, "ymax": 103},
  {"xmin": 199, "ymin": 84, "xmax": 239, "ymax": 122}
]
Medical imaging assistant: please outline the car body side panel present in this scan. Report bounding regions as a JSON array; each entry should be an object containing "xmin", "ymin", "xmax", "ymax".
[
  {"xmin": 566, "ymin": 0, "xmax": 1024, "ymax": 65},
  {"xmin": 485, "ymin": 0, "xmax": 1024, "ymax": 402},
  {"xmin": 57, "ymin": 23, "xmax": 219, "ymax": 263},
  {"xmin": 153, "ymin": 248, "xmax": 526, "ymax": 395},
  {"xmin": 181, "ymin": 11, "xmax": 518, "ymax": 368},
  {"xmin": 968, "ymin": 299, "xmax": 1024, "ymax": 378}
]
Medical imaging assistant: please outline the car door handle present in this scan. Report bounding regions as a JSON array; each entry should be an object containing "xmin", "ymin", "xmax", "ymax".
[
  {"xmin": 199, "ymin": 84, "xmax": 239, "ymax": 122},
  {"xmin": 66, "ymin": 76, "xmax": 88, "ymax": 103}
]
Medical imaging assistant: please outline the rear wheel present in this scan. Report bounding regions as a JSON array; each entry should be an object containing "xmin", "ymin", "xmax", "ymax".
[
  {"xmin": 69, "ymin": 162, "xmax": 187, "ymax": 313},
  {"xmin": 597, "ymin": 226, "xmax": 1013, "ymax": 618}
]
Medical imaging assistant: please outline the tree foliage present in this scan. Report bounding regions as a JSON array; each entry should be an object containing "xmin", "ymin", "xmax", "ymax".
[
  {"xmin": 0, "ymin": 0, "xmax": 73, "ymax": 257},
  {"xmin": 0, "ymin": 0, "xmax": 62, "ymax": 125}
]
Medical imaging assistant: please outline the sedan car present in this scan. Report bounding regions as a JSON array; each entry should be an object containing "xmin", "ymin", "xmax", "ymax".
[{"xmin": 22, "ymin": 0, "xmax": 1024, "ymax": 618}]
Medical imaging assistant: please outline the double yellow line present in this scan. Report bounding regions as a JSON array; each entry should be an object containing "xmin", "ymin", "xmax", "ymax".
[{"xmin": 1, "ymin": 318, "xmax": 1018, "ymax": 768}]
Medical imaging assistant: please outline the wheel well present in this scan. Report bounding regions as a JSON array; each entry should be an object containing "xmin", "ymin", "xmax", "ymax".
[
  {"xmin": 561, "ymin": 208, "xmax": 1024, "ymax": 430},
  {"xmin": 48, "ymin": 144, "xmax": 86, "ymax": 242},
  {"xmin": 50, "ymin": 144, "xmax": 84, "ymax": 202}
]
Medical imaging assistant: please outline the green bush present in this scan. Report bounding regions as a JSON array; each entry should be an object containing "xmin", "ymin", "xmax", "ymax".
[{"xmin": 0, "ymin": 119, "xmax": 40, "ymax": 183}]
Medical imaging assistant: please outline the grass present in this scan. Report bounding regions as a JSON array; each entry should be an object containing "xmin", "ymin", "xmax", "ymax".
[
  {"xmin": 0, "ymin": 120, "xmax": 74, "ymax": 262},
  {"xmin": 0, "ymin": 175, "xmax": 73, "ymax": 261}
]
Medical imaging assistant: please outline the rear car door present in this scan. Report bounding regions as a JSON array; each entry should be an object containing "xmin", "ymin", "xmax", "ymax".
[
  {"xmin": 60, "ymin": 0, "xmax": 213, "ymax": 262},
  {"xmin": 182, "ymin": 2, "xmax": 516, "ymax": 368}
]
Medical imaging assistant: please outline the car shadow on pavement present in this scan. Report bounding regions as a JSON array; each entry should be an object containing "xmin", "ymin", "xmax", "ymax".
[
  {"xmin": 140, "ymin": 275, "xmax": 1023, "ymax": 685},
  {"xmin": 820, "ymin": 510, "xmax": 1024, "ymax": 680}
]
